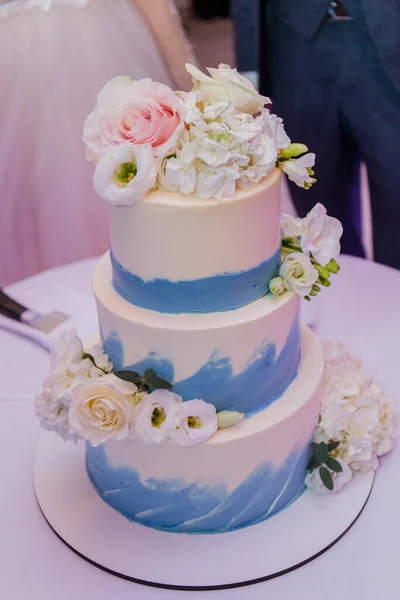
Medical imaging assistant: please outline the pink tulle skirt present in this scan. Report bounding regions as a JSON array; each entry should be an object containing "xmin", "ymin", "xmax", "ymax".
[{"xmin": 0, "ymin": 0, "xmax": 174, "ymax": 285}]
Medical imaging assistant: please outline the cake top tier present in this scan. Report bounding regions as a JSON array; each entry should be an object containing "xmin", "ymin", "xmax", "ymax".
[{"xmin": 82, "ymin": 63, "xmax": 316, "ymax": 206}]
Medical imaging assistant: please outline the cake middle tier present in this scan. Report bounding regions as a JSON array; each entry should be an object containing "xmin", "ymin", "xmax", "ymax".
[
  {"xmin": 108, "ymin": 169, "xmax": 282, "ymax": 314},
  {"xmin": 94, "ymin": 253, "xmax": 301, "ymax": 416}
]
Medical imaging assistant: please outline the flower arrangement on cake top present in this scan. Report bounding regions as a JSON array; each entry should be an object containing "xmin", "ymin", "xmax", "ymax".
[{"xmin": 82, "ymin": 63, "xmax": 316, "ymax": 205}]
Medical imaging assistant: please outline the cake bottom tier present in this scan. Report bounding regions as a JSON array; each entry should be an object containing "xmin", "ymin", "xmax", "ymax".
[{"xmin": 86, "ymin": 326, "xmax": 324, "ymax": 535}]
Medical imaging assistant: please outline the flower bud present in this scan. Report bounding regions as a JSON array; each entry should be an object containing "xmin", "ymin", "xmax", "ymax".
[
  {"xmin": 217, "ymin": 411, "xmax": 245, "ymax": 429},
  {"xmin": 269, "ymin": 276, "xmax": 285, "ymax": 296},
  {"xmin": 279, "ymin": 143, "xmax": 309, "ymax": 159}
]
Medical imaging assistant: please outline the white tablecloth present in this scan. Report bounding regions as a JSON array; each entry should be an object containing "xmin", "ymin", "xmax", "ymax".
[{"xmin": 1, "ymin": 256, "xmax": 399, "ymax": 600}]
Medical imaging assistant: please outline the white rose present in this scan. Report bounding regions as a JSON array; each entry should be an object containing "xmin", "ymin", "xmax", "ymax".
[
  {"xmin": 68, "ymin": 373, "xmax": 137, "ymax": 446},
  {"xmin": 301, "ymin": 203, "xmax": 343, "ymax": 266},
  {"xmin": 269, "ymin": 276, "xmax": 285, "ymax": 296},
  {"xmin": 279, "ymin": 252, "xmax": 318, "ymax": 297},
  {"xmin": 186, "ymin": 63, "xmax": 269, "ymax": 115},
  {"xmin": 134, "ymin": 389, "xmax": 183, "ymax": 444},
  {"xmin": 305, "ymin": 459, "xmax": 352, "ymax": 494},
  {"xmin": 169, "ymin": 399, "xmax": 218, "ymax": 446},
  {"xmin": 281, "ymin": 153, "xmax": 316, "ymax": 189},
  {"xmin": 93, "ymin": 143, "xmax": 157, "ymax": 206},
  {"xmin": 51, "ymin": 329, "xmax": 83, "ymax": 369}
]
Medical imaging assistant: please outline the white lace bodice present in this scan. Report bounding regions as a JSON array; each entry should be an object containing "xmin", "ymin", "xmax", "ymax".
[{"xmin": 0, "ymin": 0, "xmax": 91, "ymax": 18}]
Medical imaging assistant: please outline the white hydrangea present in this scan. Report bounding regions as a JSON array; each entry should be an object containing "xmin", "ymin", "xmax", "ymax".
[
  {"xmin": 315, "ymin": 342, "xmax": 397, "ymax": 475},
  {"xmin": 160, "ymin": 91, "xmax": 281, "ymax": 200},
  {"xmin": 35, "ymin": 330, "xmax": 113, "ymax": 442}
]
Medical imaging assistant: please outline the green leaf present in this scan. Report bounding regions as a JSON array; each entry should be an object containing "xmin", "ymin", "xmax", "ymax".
[
  {"xmin": 144, "ymin": 368, "xmax": 155, "ymax": 379},
  {"xmin": 304, "ymin": 295, "xmax": 311, "ymax": 302},
  {"xmin": 315, "ymin": 442, "xmax": 328, "ymax": 465},
  {"xmin": 326, "ymin": 458, "xmax": 343, "ymax": 473},
  {"xmin": 143, "ymin": 368, "xmax": 173, "ymax": 390},
  {"xmin": 307, "ymin": 456, "xmax": 319, "ymax": 471},
  {"xmin": 148, "ymin": 376, "xmax": 173, "ymax": 390},
  {"xmin": 327, "ymin": 440, "xmax": 340, "ymax": 452},
  {"xmin": 114, "ymin": 370, "xmax": 142, "ymax": 384},
  {"xmin": 319, "ymin": 466, "xmax": 334, "ymax": 491}
]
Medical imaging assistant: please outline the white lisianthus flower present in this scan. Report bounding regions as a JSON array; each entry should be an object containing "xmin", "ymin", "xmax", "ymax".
[
  {"xmin": 169, "ymin": 399, "xmax": 218, "ymax": 446},
  {"xmin": 301, "ymin": 203, "xmax": 343, "ymax": 266},
  {"xmin": 281, "ymin": 153, "xmax": 316, "ymax": 189},
  {"xmin": 269, "ymin": 276, "xmax": 285, "ymax": 296},
  {"xmin": 305, "ymin": 460, "xmax": 352, "ymax": 494},
  {"xmin": 68, "ymin": 374, "xmax": 137, "ymax": 446},
  {"xmin": 51, "ymin": 329, "xmax": 83, "ymax": 369},
  {"xmin": 186, "ymin": 63, "xmax": 270, "ymax": 115},
  {"xmin": 134, "ymin": 389, "xmax": 183, "ymax": 444},
  {"xmin": 93, "ymin": 143, "xmax": 157, "ymax": 206},
  {"xmin": 281, "ymin": 213, "xmax": 307, "ymax": 238},
  {"xmin": 279, "ymin": 252, "xmax": 318, "ymax": 297}
]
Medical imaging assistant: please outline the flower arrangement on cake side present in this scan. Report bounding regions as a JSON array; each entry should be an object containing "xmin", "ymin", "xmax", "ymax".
[
  {"xmin": 82, "ymin": 63, "xmax": 316, "ymax": 204},
  {"xmin": 35, "ymin": 329, "xmax": 243, "ymax": 448},
  {"xmin": 36, "ymin": 327, "xmax": 397, "ymax": 493},
  {"xmin": 271, "ymin": 203, "xmax": 343, "ymax": 302},
  {"xmin": 306, "ymin": 342, "xmax": 397, "ymax": 492}
]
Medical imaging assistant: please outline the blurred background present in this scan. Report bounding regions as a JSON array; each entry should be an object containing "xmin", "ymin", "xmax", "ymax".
[{"xmin": 2, "ymin": 0, "xmax": 398, "ymax": 287}]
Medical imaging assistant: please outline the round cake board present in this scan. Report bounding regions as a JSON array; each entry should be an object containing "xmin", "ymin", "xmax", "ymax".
[{"xmin": 34, "ymin": 432, "xmax": 374, "ymax": 591}]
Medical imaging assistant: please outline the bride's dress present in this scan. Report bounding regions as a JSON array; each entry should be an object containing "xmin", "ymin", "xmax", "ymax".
[{"xmin": 0, "ymin": 0, "xmax": 188, "ymax": 285}]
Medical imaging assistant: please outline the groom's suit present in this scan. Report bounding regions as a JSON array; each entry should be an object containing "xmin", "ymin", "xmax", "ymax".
[{"xmin": 260, "ymin": 0, "xmax": 400, "ymax": 266}]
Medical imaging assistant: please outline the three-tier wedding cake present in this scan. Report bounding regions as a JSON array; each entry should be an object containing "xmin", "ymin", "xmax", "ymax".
[{"xmin": 36, "ymin": 64, "xmax": 395, "ymax": 537}]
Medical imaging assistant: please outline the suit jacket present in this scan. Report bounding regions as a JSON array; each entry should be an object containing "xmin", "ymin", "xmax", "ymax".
[{"xmin": 269, "ymin": 0, "xmax": 400, "ymax": 92}]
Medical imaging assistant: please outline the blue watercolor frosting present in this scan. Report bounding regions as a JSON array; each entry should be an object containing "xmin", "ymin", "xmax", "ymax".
[
  {"xmin": 110, "ymin": 246, "xmax": 281, "ymax": 314},
  {"xmin": 86, "ymin": 441, "xmax": 311, "ymax": 534},
  {"xmin": 103, "ymin": 319, "xmax": 300, "ymax": 416}
]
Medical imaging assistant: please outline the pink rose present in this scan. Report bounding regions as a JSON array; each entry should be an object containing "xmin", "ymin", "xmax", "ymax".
[{"xmin": 83, "ymin": 76, "xmax": 184, "ymax": 160}]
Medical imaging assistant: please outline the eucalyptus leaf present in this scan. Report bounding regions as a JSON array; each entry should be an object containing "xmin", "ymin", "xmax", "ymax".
[
  {"xmin": 319, "ymin": 466, "xmax": 334, "ymax": 491},
  {"xmin": 327, "ymin": 440, "xmax": 340, "ymax": 452},
  {"xmin": 307, "ymin": 456, "xmax": 319, "ymax": 471},
  {"xmin": 315, "ymin": 442, "xmax": 328, "ymax": 465},
  {"xmin": 114, "ymin": 370, "xmax": 142, "ymax": 384},
  {"xmin": 326, "ymin": 458, "xmax": 343, "ymax": 473},
  {"xmin": 147, "ymin": 375, "xmax": 173, "ymax": 390},
  {"xmin": 144, "ymin": 368, "xmax": 156, "ymax": 379}
]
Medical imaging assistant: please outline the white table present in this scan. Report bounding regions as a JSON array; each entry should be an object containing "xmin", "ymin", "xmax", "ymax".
[{"xmin": 1, "ymin": 256, "xmax": 399, "ymax": 600}]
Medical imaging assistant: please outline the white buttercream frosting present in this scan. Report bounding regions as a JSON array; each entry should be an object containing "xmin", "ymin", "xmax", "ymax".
[{"xmin": 109, "ymin": 168, "xmax": 282, "ymax": 281}]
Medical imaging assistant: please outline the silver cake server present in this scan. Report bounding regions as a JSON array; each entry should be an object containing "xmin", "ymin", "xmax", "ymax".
[{"xmin": 0, "ymin": 289, "xmax": 70, "ymax": 333}]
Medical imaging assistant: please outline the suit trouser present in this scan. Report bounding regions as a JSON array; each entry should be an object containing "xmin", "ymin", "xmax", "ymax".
[{"xmin": 269, "ymin": 17, "xmax": 400, "ymax": 268}]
